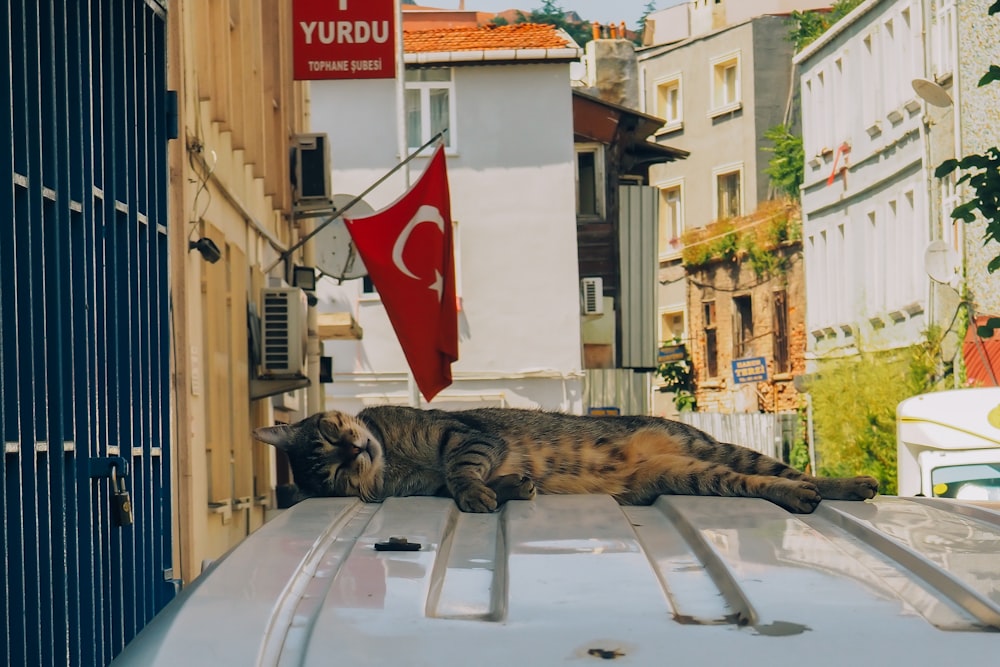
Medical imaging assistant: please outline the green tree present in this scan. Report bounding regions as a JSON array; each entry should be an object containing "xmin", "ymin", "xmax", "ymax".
[
  {"xmin": 763, "ymin": 124, "xmax": 804, "ymax": 200},
  {"xmin": 636, "ymin": 1, "xmax": 658, "ymax": 45},
  {"xmin": 934, "ymin": 1, "xmax": 1000, "ymax": 337},
  {"xmin": 518, "ymin": 0, "xmax": 592, "ymax": 46},
  {"xmin": 789, "ymin": 0, "xmax": 864, "ymax": 51}
]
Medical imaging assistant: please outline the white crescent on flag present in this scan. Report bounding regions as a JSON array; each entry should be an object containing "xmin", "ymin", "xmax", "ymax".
[{"xmin": 391, "ymin": 204, "xmax": 446, "ymax": 300}]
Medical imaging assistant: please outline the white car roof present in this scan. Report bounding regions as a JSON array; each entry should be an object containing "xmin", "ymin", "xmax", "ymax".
[{"xmin": 114, "ymin": 494, "xmax": 1000, "ymax": 666}]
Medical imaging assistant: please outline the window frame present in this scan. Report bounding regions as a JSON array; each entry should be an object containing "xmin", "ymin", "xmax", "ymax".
[
  {"xmin": 712, "ymin": 162, "xmax": 744, "ymax": 221},
  {"xmin": 656, "ymin": 178, "xmax": 684, "ymax": 260},
  {"xmin": 654, "ymin": 72, "xmax": 683, "ymax": 132},
  {"xmin": 575, "ymin": 143, "xmax": 606, "ymax": 220},
  {"xmin": 708, "ymin": 50, "xmax": 742, "ymax": 117},
  {"xmin": 933, "ymin": 0, "xmax": 956, "ymax": 80},
  {"xmin": 703, "ymin": 300, "xmax": 719, "ymax": 379},
  {"xmin": 732, "ymin": 295, "xmax": 753, "ymax": 360},
  {"xmin": 772, "ymin": 290, "xmax": 790, "ymax": 374},
  {"xmin": 404, "ymin": 67, "xmax": 457, "ymax": 153}
]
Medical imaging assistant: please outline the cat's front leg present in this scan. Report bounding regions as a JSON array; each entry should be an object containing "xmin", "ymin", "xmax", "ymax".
[
  {"xmin": 442, "ymin": 432, "xmax": 507, "ymax": 513},
  {"xmin": 451, "ymin": 479, "xmax": 499, "ymax": 513}
]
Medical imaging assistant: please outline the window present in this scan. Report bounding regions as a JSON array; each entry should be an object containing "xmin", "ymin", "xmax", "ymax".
[
  {"xmin": 657, "ymin": 182, "xmax": 683, "ymax": 258},
  {"xmin": 733, "ymin": 295, "xmax": 753, "ymax": 359},
  {"xmin": 405, "ymin": 68, "xmax": 454, "ymax": 150},
  {"xmin": 714, "ymin": 166, "xmax": 742, "ymax": 220},
  {"xmin": 933, "ymin": 0, "xmax": 956, "ymax": 79},
  {"xmin": 882, "ymin": 18, "xmax": 898, "ymax": 113},
  {"xmin": 902, "ymin": 190, "xmax": 921, "ymax": 305},
  {"xmin": 867, "ymin": 208, "xmax": 885, "ymax": 313},
  {"xmin": 862, "ymin": 32, "xmax": 883, "ymax": 130},
  {"xmin": 655, "ymin": 75, "xmax": 682, "ymax": 128},
  {"xmin": 575, "ymin": 144, "xmax": 605, "ymax": 218},
  {"xmin": 660, "ymin": 310, "xmax": 685, "ymax": 344},
  {"xmin": 703, "ymin": 300, "xmax": 718, "ymax": 378},
  {"xmin": 773, "ymin": 290, "xmax": 790, "ymax": 374},
  {"xmin": 832, "ymin": 57, "xmax": 845, "ymax": 143},
  {"xmin": 710, "ymin": 52, "xmax": 740, "ymax": 113},
  {"xmin": 815, "ymin": 70, "xmax": 829, "ymax": 151}
]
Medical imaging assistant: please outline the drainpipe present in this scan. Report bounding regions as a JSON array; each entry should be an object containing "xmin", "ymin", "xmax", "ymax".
[{"xmin": 304, "ymin": 218, "xmax": 322, "ymax": 416}]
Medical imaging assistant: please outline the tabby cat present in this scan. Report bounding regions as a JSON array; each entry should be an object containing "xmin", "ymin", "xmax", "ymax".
[{"xmin": 253, "ymin": 406, "xmax": 878, "ymax": 513}]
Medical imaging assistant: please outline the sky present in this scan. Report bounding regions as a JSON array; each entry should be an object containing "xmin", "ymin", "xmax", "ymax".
[{"xmin": 458, "ymin": 0, "xmax": 687, "ymax": 31}]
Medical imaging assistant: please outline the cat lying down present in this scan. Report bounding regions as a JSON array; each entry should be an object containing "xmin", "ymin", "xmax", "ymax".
[{"xmin": 253, "ymin": 406, "xmax": 878, "ymax": 514}]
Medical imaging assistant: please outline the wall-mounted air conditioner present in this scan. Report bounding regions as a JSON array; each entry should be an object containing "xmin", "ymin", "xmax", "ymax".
[
  {"xmin": 260, "ymin": 287, "xmax": 308, "ymax": 377},
  {"xmin": 291, "ymin": 133, "xmax": 331, "ymax": 211},
  {"xmin": 580, "ymin": 277, "xmax": 604, "ymax": 315}
]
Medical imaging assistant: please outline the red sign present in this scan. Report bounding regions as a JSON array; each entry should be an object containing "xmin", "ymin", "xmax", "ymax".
[{"xmin": 292, "ymin": 0, "xmax": 396, "ymax": 80}]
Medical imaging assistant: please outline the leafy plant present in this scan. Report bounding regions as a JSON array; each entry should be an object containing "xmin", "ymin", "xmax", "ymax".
[
  {"xmin": 789, "ymin": 0, "xmax": 865, "ymax": 51},
  {"xmin": 934, "ymin": 1, "xmax": 1000, "ymax": 337},
  {"xmin": 809, "ymin": 334, "xmax": 946, "ymax": 496},
  {"xmin": 657, "ymin": 337, "xmax": 697, "ymax": 412},
  {"xmin": 518, "ymin": 1, "xmax": 592, "ymax": 46},
  {"xmin": 763, "ymin": 124, "xmax": 804, "ymax": 200},
  {"xmin": 681, "ymin": 201, "xmax": 801, "ymax": 279}
]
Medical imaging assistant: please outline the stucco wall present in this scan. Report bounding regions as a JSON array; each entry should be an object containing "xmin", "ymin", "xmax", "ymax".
[
  {"xmin": 796, "ymin": 0, "xmax": 933, "ymax": 364},
  {"xmin": 310, "ymin": 63, "xmax": 584, "ymax": 413},
  {"xmin": 641, "ymin": 16, "xmax": 797, "ymax": 233},
  {"xmin": 958, "ymin": 0, "xmax": 1000, "ymax": 315}
]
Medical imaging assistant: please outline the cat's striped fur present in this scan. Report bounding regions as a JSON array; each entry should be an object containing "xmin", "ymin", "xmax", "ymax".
[{"xmin": 253, "ymin": 405, "xmax": 878, "ymax": 513}]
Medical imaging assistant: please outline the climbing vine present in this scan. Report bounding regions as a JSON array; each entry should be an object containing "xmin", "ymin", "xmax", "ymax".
[{"xmin": 681, "ymin": 200, "xmax": 801, "ymax": 279}]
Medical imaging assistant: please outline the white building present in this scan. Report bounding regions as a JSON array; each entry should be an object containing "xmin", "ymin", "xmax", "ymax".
[
  {"xmin": 795, "ymin": 0, "xmax": 936, "ymax": 364},
  {"xmin": 310, "ymin": 24, "xmax": 586, "ymax": 413},
  {"xmin": 642, "ymin": 0, "xmax": 835, "ymax": 46}
]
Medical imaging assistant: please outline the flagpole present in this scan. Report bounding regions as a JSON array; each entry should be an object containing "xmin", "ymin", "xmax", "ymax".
[
  {"xmin": 264, "ymin": 130, "xmax": 445, "ymax": 275},
  {"xmin": 392, "ymin": 0, "xmax": 422, "ymax": 408}
]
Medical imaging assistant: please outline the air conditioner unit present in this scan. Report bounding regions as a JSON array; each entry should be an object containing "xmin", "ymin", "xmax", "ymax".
[
  {"xmin": 580, "ymin": 277, "xmax": 604, "ymax": 315},
  {"xmin": 291, "ymin": 133, "xmax": 332, "ymax": 211},
  {"xmin": 260, "ymin": 287, "xmax": 308, "ymax": 377}
]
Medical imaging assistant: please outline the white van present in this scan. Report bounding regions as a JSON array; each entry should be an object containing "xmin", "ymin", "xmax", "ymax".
[
  {"xmin": 112, "ymin": 492, "xmax": 1000, "ymax": 666},
  {"xmin": 897, "ymin": 387, "xmax": 1000, "ymax": 500}
]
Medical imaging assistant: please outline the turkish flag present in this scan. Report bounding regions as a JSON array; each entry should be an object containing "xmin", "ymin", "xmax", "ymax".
[{"xmin": 344, "ymin": 145, "xmax": 458, "ymax": 401}]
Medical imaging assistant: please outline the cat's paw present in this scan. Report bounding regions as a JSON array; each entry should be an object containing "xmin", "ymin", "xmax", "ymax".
[
  {"xmin": 769, "ymin": 480, "xmax": 822, "ymax": 513},
  {"xmin": 815, "ymin": 476, "xmax": 879, "ymax": 501},
  {"xmin": 453, "ymin": 482, "xmax": 498, "ymax": 513},
  {"xmin": 489, "ymin": 474, "xmax": 536, "ymax": 504}
]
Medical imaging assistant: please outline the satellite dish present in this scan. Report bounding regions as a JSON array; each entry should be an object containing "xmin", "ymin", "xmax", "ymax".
[
  {"xmin": 924, "ymin": 240, "xmax": 959, "ymax": 285},
  {"xmin": 313, "ymin": 194, "xmax": 374, "ymax": 282},
  {"xmin": 911, "ymin": 78, "xmax": 953, "ymax": 108}
]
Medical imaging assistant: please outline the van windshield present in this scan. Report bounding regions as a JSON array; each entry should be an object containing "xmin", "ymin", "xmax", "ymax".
[{"xmin": 931, "ymin": 463, "xmax": 1000, "ymax": 500}]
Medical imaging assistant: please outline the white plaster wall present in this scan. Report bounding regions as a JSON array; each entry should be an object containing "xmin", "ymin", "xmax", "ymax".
[
  {"xmin": 310, "ymin": 63, "xmax": 584, "ymax": 413},
  {"xmin": 797, "ymin": 0, "xmax": 931, "ymax": 362}
]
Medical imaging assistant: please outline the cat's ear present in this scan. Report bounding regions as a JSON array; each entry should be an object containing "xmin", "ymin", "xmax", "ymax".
[{"xmin": 253, "ymin": 424, "xmax": 294, "ymax": 450}]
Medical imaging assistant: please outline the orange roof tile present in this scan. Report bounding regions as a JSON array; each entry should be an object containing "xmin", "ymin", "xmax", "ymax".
[{"xmin": 403, "ymin": 23, "xmax": 573, "ymax": 53}]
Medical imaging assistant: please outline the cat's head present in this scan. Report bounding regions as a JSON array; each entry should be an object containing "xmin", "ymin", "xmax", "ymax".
[{"xmin": 253, "ymin": 411, "xmax": 384, "ymax": 502}]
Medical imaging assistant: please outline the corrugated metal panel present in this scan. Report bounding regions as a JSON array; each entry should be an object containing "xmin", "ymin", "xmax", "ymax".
[
  {"xmin": 584, "ymin": 368, "xmax": 651, "ymax": 415},
  {"xmin": 618, "ymin": 185, "xmax": 657, "ymax": 369},
  {"xmin": 1, "ymin": 1, "xmax": 174, "ymax": 665},
  {"xmin": 113, "ymin": 495, "xmax": 1000, "ymax": 666}
]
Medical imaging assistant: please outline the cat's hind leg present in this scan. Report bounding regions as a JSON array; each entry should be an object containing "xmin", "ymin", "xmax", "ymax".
[
  {"xmin": 488, "ymin": 474, "xmax": 536, "ymax": 504},
  {"xmin": 686, "ymin": 436, "xmax": 879, "ymax": 502},
  {"xmin": 811, "ymin": 476, "xmax": 879, "ymax": 500},
  {"xmin": 620, "ymin": 453, "xmax": 823, "ymax": 513}
]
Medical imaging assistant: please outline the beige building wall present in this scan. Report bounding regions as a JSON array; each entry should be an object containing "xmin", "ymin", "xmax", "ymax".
[{"xmin": 167, "ymin": 0, "xmax": 311, "ymax": 583}]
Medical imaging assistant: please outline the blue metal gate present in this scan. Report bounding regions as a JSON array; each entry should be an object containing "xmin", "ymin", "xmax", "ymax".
[{"xmin": 1, "ymin": 1, "xmax": 173, "ymax": 665}]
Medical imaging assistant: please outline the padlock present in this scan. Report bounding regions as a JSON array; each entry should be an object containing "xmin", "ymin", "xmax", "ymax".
[{"xmin": 111, "ymin": 467, "xmax": 134, "ymax": 527}]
